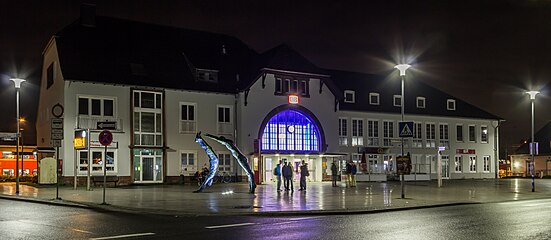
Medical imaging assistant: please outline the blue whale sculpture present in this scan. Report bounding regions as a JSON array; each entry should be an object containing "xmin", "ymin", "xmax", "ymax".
[{"xmin": 193, "ymin": 132, "xmax": 219, "ymax": 193}]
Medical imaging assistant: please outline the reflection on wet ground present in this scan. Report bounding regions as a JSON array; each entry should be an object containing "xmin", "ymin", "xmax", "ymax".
[{"xmin": 1, "ymin": 178, "xmax": 551, "ymax": 215}]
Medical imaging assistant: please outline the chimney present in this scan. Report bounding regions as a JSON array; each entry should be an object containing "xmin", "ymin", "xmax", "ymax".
[{"xmin": 80, "ymin": 2, "xmax": 96, "ymax": 27}]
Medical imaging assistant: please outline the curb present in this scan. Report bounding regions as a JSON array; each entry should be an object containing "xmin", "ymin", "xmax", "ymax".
[{"xmin": 0, "ymin": 193, "xmax": 479, "ymax": 217}]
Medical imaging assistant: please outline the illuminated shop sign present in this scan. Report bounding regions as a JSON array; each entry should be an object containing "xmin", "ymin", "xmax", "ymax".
[{"xmin": 74, "ymin": 129, "xmax": 88, "ymax": 150}]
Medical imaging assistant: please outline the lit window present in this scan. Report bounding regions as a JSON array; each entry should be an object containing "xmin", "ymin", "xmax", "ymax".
[
  {"xmin": 425, "ymin": 123, "xmax": 436, "ymax": 148},
  {"xmin": 455, "ymin": 156, "xmax": 462, "ymax": 172},
  {"xmin": 447, "ymin": 99, "xmax": 456, "ymax": 110},
  {"xmin": 344, "ymin": 90, "xmax": 355, "ymax": 103},
  {"xmin": 369, "ymin": 93, "xmax": 380, "ymax": 105},
  {"xmin": 417, "ymin": 97, "xmax": 426, "ymax": 108},
  {"xmin": 469, "ymin": 156, "xmax": 477, "ymax": 172},
  {"xmin": 481, "ymin": 126, "xmax": 488, "ymax": 143},
  {"xmin": 338, "ymin": 118, "xmax": 348, "ymax": 146},
  {"xmin": 351, "ymin": 119, "xmax": 364, "ymax": 146},
  {"xmin": 483, "ymin": 156, "xmax": 490, "ymax": 172},
  {"xmin": 383, "ymin": 121, "xmax": 394, "ymax": 146}
]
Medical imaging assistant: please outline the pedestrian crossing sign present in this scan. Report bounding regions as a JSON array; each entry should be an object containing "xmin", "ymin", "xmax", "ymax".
[{"xmin": 399, "ymin": 121, "xmax": 414, "ymax": 138}]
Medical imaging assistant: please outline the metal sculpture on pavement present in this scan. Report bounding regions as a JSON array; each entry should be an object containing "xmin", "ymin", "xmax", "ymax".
[
  {"xmin": 193, "ymin": 132, "xmax": 219, "ymax": 193},
  {"xmin": 205, "ymin": 134, "xmax": 256, "ymax": 194}
]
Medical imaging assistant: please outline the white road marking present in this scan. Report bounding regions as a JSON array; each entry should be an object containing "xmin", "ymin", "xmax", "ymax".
[
  {"xmin": 89, "ymin": 232, "xmax": 155, "ymax": 239},
  {"xmin": 72, "ymin": 228, "xmax": 94, "ymax": 234},
  {"xmin": 205, "ymin": 222, "xmax": 256, "ymax": 229}
]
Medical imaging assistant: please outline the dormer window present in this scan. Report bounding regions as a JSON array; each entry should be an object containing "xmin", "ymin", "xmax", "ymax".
[
  {"xmin": 393, "ymin": 95, "xmax": 402, "ymax": 107},
  {"xmin": 369, "ymin": 93, "xmax": 380, "ymax": 105},
  {"xmin": 344, "ymin": 90, "xmax": 355, "ymax": 103},
  {"xmin": 197, "ymin": 69, "xmax": 218, "ymax": 83},
  {"xmin": 416, "ymin": 97, "xmax": 426, "ymax": 108},
  {"xmin": 447, "ymin": 99, "xmax": 456, "ymax": 110}
]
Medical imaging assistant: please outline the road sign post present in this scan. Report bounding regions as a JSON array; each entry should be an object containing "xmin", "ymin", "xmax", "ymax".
[
  {"xmin": 98, "ymin": 130, "xmax": 113, "ymax": 205},
  {"xmin": 51, "ymin": 118, "xmax": 64, "ymax": 200}
]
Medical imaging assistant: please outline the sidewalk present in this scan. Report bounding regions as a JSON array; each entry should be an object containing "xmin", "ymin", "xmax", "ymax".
[{"xmin": 1, "ymin": 178, "xmax": 551, "ymax": 216}]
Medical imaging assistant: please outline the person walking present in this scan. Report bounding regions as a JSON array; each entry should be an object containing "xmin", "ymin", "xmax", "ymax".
[
  {"xmin": 274, "ymin": 160, "xmax": 282, "ymax": 191},
  {"xmin": 351, "ymin": 162, "xmax": 357, "ymax": 187},
  {"xmin": 345, "ymin": 161, "xmax": 352, "ymax": 188},
  {"xmin": 284, "ymin": 161, "xmax": 294, "ymax": 192},
  {"xmin": 299, "ymin": 160, "xmax": 309, "ymax": 191},
  {"xmin": 331, "ymin": 161, "xmax": 338, "ymax": 187}
]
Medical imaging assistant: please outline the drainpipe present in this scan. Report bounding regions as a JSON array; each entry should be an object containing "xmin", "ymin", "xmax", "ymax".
[{"xmin": 493, "ymin": 120, "xmax": 505, "ymax": 180}]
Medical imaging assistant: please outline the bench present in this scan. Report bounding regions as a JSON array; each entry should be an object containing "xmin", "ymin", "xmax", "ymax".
[{"xmin": 92, "ymin": 176, "xmax": 119, "ymax": 187}]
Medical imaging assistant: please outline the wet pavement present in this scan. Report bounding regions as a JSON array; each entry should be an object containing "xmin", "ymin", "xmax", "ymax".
[{"xmin": 1, "ymin": 178, "xmax": 551, "ymax": 216}]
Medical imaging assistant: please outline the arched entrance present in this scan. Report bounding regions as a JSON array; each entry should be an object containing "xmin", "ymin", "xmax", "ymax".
[{"xmin": 258, "ymin": 105, "xmax": 326, "ymax": 183}]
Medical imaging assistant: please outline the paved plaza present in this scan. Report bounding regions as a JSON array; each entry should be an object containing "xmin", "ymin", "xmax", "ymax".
[{"xmin": 1, "ymin": 178, "xmax": 551, "ymax": 216}]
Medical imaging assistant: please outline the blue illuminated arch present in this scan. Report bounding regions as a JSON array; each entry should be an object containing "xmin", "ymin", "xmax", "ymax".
[{"xmin": 259, "ymin": 105, "xmax": 325, "ymax": 153}]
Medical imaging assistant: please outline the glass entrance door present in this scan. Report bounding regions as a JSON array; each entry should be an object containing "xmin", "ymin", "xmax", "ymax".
[
  {"xmin": 142, "ymin": 156, "xmax": 154, "ymax": 181},
  {"xmin": 442, "ymin": 157, "xmax": 450, "ymax": 179},
  {"xmin": 133, "ymin": 149, "xmax": 163, "ymax": 183}
]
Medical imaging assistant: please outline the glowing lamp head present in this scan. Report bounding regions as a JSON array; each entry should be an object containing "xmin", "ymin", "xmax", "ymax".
[
  {"xmin": 394, "ymin": 64, "xmax": 411, "ymax": 76},
  {"xmin": 525, "ymin": 90, "xmax": 539, "ymax": 100},
  {"xmin": 10, "ymin": 78, "xmax": 26, "ymax": 89}
]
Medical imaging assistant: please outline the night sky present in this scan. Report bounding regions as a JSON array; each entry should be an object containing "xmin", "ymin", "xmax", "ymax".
[{"xmin": 1, "ymin": 0, "xmax": 550, "ymax": 155}]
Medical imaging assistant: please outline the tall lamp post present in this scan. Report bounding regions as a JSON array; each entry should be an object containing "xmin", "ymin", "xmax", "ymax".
[
  {"xmin": 395, "ymin": 64, "xmax": 411, "ymax": 199},
  {"xmin": 10, "ymin": 78, "xmax": 26, "ymax": 195},
  {"xmin": 526, "ymin": 90, "xmax": 539, "ymax": 192}
]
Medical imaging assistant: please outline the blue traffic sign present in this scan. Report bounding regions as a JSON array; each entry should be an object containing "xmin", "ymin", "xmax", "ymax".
[{"xmin": 399, "ymin": 121, "xmax": 414, "ymax": 138}]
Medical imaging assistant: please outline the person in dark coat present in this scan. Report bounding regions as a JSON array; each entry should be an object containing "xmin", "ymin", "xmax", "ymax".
[
  {"xmin": 345, "ymin": 161, "xmax": 352, "ymax": 187},
  {"xmin": 331, "ymin": 161, "xmax": 339, "ymax": 187},
  {"xmin": 274, "ymin": 160, "xmax": 282, "ymax": 191},
  {"xmin": 282, "ymin": 161, "xmax": 289, "ymax": 191},
  {"xmin": 283, "ymin": 161, "xmax": 294, "ymax": 191},
  {"xmin": 299, "ymin": 160, "xmax": 309, "ymax": 191}
]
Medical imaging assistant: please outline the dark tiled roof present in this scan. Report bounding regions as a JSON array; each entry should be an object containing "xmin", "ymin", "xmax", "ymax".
[
  {"xmin": 256, "ymin": 44, "xmax": 328, "ymax": 76},
  {"xmin": 56, "ymin": 17, "xmax": 257, "ymax": 93},
  {"xmin": 516, "ymin": 122, "xmax": 551, "ymax": 155},
  {"xmin": 327, "ymin": 69, "xmax": 502, "ymax": 120}
]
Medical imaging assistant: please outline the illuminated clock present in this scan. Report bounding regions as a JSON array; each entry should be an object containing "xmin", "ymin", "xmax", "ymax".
[{"xmin": 287, "ymin": 125, "xmax": 295, "ymax": 133}]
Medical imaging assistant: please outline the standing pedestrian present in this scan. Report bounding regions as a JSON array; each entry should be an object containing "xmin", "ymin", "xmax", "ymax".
[
  {"xmin": 299, "ymin": 160, "xmax": 309, "ymax": 191},
  {"xmin": 331, "ymin": 161, "xmax": 338, "ymax": 187},
  {"xmin": 345, "ymin": 161, "xmax": 352, "ymax": 187},
  {"xmin": 351, "ymin": 162, "xmax": 357, "ymax": 187},
  {"xmin": 284, "ymin": 161, "xmax": 294, "ymax": 192},
  {"xmin": 282, "ymin": 160, "xmax": 289, "ymax": 191},
  {"xmin": 274, "ymin": 160, "xmax": 282, "ymax": 191}
]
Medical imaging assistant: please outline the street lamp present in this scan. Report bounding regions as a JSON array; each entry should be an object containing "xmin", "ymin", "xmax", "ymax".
[
  {"xmin": 526, "ymin": 90, "xmax": 539, "ymax": 192},
  {"xmin": 10, "ymin": 78, "xmax": 26, "ymax": 194},
  {"xmin": 394, "ymin": 64, "xmax": 411, "ymax": 199}
]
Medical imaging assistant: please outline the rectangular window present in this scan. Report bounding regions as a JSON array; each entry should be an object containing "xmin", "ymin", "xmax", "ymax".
[
  {"xmin": 104, "ymin": 99, "xmax": 114, "ymax": 116},
  {"xmin": 133, "ymin": 90, "xmax": 163, "ymax": 146},
  {"xmin": 383, "ymin": 120, "xmax": 394, "ymax": 146},
  {"xmin": 219, "ymin": 153, "xmax": 232, "ymax": 172},
  {"xmin": 351, "ymin": 119, "xmax": 364, "ymax": 146},
  {"xmin": 367, "ymin": 120, "xmax": 379, "ymax": 146},
  {"xmin": 78, "ymin": 97, "xmax": 89, "ymax": 115},
  {"xmin": 300, "ymin": 80, "xmax": 309, "ymax": 96},
  {"xmin": 291, "ymin": 80, "xmax": 298, "ymax": 93},
  {"xmin": 369, "ymin": 93, "xmax": 380, "ymax": 105},
  {"xmin": 275, "ymin": 78, "xmax": 282, "ymax": 93},
  {"xmin": 197, "ymin": 69, "xmax": 219, "ymax": 83},
  {"xmin": 417, "ymin": 97, "xmax": 426, "ymax": 108},
  {"xmin": 338, "ymin": 118, "xmax": 348, "ymax": 146},
  {"xmin": 46, "ymin": 63, "xmax": 54, "ymax": 89},
  {"xmin": 181, "ymin": 151, "xmax": 196, "ymax": 173},
  {"xmin": 481, "ymin": 126, "xmax": 488, "ymax": 143},
  {"xmin": 217, "ymin": 105, "xmax": 232, "ymax": 135},
  {"xmin": 394, "ymin": 95, "xmax": 402, "ymax": 107},
  {"xmin": 91, "ymin": 99, "xmax": 101, "ymax": 116},
  {"xmin": 78, "ymin": 150, "xmax": 116, "ymax": 174},
  {"xmin": 283, "ymin": 79, "xmax": 290, "ymax": 93},
  {"xmin": 483, "ymin": 155, "xmax": 490, "ymax": 172},
  {"xmin": 368, "ymin": 154, "xmax": 380, "ymax": 173},
  {"xmin": 413, "ymin": 122, "xmax": 423, "ymax": 148},
  {"xmin": 469, "ymin": 156, "xmax": 477, "ymax": 172},
  {"xmin": 344, "ymin": 90, "xmax": 355, "ymax": 103},
  {"xmin": 425, "ymin": 123, "xmax": 436, "ymax": 148},
  {"xmin": 469, "ymin": 125, "xmax": 476, "ymax": 142},
  {"xmin": 180, "ymin": 103, "xmax": 196, "ymax": 133},
  {"xmin": 456, "ymin": 125, "xmax": 463, "ymax": 142},
  {"xmin": 447, "ymin": 99, "xmax": 456, "ymax": 110},
  {"xmin": 439, "ymin": 124, "xmax": 449, "ymax": 148},
  {"xmin": 455, "ymin": 156, "xmax": 462, "ymax": 172}
]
